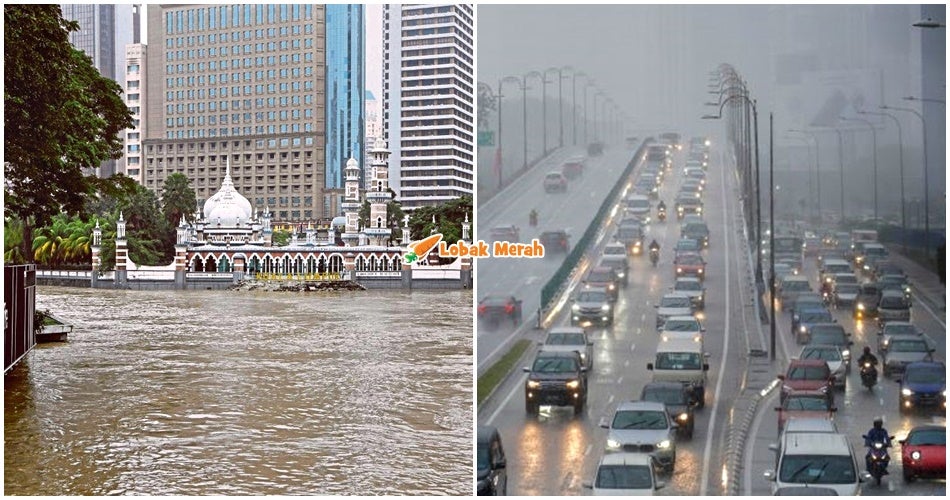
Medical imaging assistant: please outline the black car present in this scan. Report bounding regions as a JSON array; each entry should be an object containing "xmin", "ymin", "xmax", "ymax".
[
  {"xmin": 523, "ymin": 351, "xmax": 587, "ymax": 415},
  {"xmin": 539, "ymin": 230, "xmax": 570, "ymax": 255},
  {"xmin": 478, "ymin": 295, "xmax": 523, "ymax": 329},
  {"xmin": 640, "ymin": 381, "xmax": 697, "ymax": 439},
  {"xmin": 477, "ymin": 426, "xmax": 507, "ymax": 496}
]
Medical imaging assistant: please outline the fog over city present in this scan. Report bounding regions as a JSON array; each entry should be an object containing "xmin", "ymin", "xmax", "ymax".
[{"xmin": 477, "ymin": 4, "xmax": 944, "ymax": 222}]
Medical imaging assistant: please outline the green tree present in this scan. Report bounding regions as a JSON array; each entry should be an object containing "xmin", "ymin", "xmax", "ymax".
[
  {"xmin": 161, "ymin": 173, "xmax": 198, "ymax": 227},
  {"xmin": 4, "ymin": 5, "xmax": 133, "ymax": 263},
  {"xmin": 271, "ymin": 229, "xmax": 291, "ymax": 246},
  {"xmin": 478, "ymin": 84, "xmax": 497, "ymax": 130},
  {"xmin": 121, "ymin": 185, "xmax": 171, "ymax": 266},
  {"xmin": 407, "ymin": 196, "xmax": 473, "ymax": 245},
  {"xmin": 4, "ymin": 216, "xmax": 25, "ymax": 265}
]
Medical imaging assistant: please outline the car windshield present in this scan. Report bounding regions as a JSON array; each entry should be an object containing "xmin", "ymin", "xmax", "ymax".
[
  {"xmin": 787, "ymin": 365, "xmax": 829, "ymax": 380},
  {"xmin": 906, "ymin": 429, "xmax": 946, "ymax": 446},
  {"xmin": 783, "ymin": 281, "xmax": 811, "ymax": 291},
  {"xmin": 676, "ymin": 255, "xmax": 703, "ymax": 265},
  {"xmin": 676, "ymin": 240, "xmax": 699, "ymax": 251},
  {"xmin": 531, "ymin": 356, "xmax": 577, "ymax": 373},
  {"xmin": 880, "ymin": 296, "xmax": 908, "ymax": 308},
  {"xmin": 904, "ymin": 366, "xmax": 945, "ymax": 384},
  {"xmin": 664, "ymin": 319, "xmax": 699, "ymax": 331},
  {"xmin": 628, "ymin": 199, "xmax": 650, "ymax": 209},
  {"xmin": 801, "ymin": 348, "xmax": 841, "ymax": 362},
  {"xmin": 588, "ymin": 270, "xmax": 613, "ymax": 282},
  {"xmin": 675, "ymin": 280, "xmax": 702, "ymax": 291},
  {"xmin": 577, "ymin": 290, "xmax": 608, "ymax": 303},
  {"xmin": 889, "ymin": 339, "xmax": 927, "ymax": 353},
  {"xmin": 642, "ymin": 387, "xmax": 685, "ymax": 405},
  {"xmin": 655, "ymin": 352, "xmax": 702, "ymax": 370},
  {"xmin": 546, "ymin": 173, "xmax": 562, "ymax": 180},
  {"xmin": 618, "ymin": 227, "xmax": 643, "ymax": 239},
  {"xmin": 801, "ymin": 311, "xmax": 832, "ymax": 322},
  {"xmin": 477, "ymin": 444, "xmax": 490, "ymax": 471},
  {"xmin": 481, "ymin": 296, "xmax": 511, "ymax": 307},
  {"xmin": 660, "ymin": 296, "xmax": 692, "ymax": 308},
  {"xmin": 604, "ymin": 246, "xmax": 626, "ymax": 256},
  {"xmin": 836, "ymin": 284, "xmax": 859, "ymax": 294},
  {"xmin": 491, "ymin": 227, "xmax": 514, "ymax": 236},
  {"xmin": 884, "ymin": 324, "xmax": 917, "ymax": 336},
  {"xmin": 611, "ymin": 410, "xmax": 668, "ymax": 430},
  {"xmin": 785, "ymin": 396, "xmax": 830, "ymax": 411},
  {"xmin": 595, "ymin": 464, "xmax": 653, "ymax": 490},
  {"xmin": 779, "ymin": 455, "xmax": 857, "ymax": 484},
  {"xmin": 546, "ymin": 333, "xmax": 586, "ymax": 346}
]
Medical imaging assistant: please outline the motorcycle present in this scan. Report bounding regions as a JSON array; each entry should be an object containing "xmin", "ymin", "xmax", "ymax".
[
  {"xmin": 649, "ymin": 248, "xmax": 659, "ymax": 268},
  {"xmin": 529, "ymin": 211, "xmax": 538, "ymax": 227},
  {"xmin": 657, "ymin": 208, "xmax": 667, "ymax": 222},
  {"xmin": 863, "ymin": 436, "xmax": 891, "ymax": 485},
  {"xmin": 860, "ymin": 362, "xmax": 878, "ymax": 390}
]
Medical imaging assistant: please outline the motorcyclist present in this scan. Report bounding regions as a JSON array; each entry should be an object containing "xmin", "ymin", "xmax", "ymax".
[
  {"xmin": 864, "ymin": 417, "xmax": 891, "ymax": 472},
  {"xmin": 857, "ymin": 346, "xmax": 878, "ymax": 368},
  {"xmin": 529, "ymin": 209, "xmax": 538, "ymax": 226},
  {"xmin": 657, "ymin": 200, "xmax": 667, "ymax": 213},
  {"xmin": 649, "ymin": 239, "xmax": 660, "ymax": 253}
]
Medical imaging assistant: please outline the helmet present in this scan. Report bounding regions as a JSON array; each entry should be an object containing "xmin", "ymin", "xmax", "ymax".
[
  {"xmin": 863, "ymin": 346, "xmax": 871, "ymax": 354},
  {"xmin": 873, "ymin": 418, "xmax": 883, "ymax": 429}
]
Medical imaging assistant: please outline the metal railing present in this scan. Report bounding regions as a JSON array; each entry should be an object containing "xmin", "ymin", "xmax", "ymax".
[{"xmin": 540, "ymin": 141, "xmax": 649, "ymax": 310}]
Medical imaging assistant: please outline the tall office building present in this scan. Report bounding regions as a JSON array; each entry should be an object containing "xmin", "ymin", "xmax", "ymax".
[
  {"xmin": 122, "ymin": 43, "xmax": 146, "ymax": 184},
  {"xmin": 383, "ymin": 4, "xmax": 475, "ymax": 210},
  {"xmin": 143, "ymin": 4, "xmax": 328, "ymax": 222},
  {"xmin": 61, "ymin": 4, "xmax": 135, "ymax": 177},
  {"xmin": 325, "ymin": 4, "xmax": 365, "ymax": 213}
]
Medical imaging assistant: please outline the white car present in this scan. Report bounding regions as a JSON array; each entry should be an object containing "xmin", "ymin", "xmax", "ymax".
[
  {"xmin": 659, "ymin": 315, "xmax": 704, "ymax": 342},
  {"xmin": 586, "ymin": 452, "xmax": 665, "ymax": 496},
  {"xmin": 602, "ymin": 401, "xmax": 678, "ymax": 473},
  {"xmin": 672, "ymin": 277, "xmax": 705, "ymax": 310},
  {"xmin": 540, "ymin": 326, "xmax": 595, "ymax": 371},
  {"xmin": 655, "ymin": 293, "xmax": 694, "ymax": 330},
  {"xmin": 798, "ymin": 344, "xmax": 847, "ymax": 389}
]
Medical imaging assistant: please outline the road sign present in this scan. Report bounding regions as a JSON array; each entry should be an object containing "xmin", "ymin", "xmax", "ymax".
[{"xmin": 478, "ymin": 130, "xmax": 494, "ymax": 147}]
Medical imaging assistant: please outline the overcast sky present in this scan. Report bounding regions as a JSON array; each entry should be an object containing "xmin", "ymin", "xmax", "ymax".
[{"xmin": 478, "ymin": 4, "xmax": 927, "ymax": 134}]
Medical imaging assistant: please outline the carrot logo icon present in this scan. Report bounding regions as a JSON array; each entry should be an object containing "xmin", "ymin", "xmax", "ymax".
[{"xmin": 404, "ymin": 234, "xmax": 443, "ymax": 264}]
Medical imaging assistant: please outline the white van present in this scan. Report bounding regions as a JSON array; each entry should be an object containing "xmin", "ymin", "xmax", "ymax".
[
  {"xmin": 646, "ymin": 338, "xmax": 709, "ymax": 408},
  {"xmin": 764, "ymin": 431, "xmax": 871, "ymax": 495}
]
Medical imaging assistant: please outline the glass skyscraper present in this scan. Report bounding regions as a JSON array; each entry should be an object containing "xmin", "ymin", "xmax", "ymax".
[{"xmin": 325, "ymin": 4, "xmax": 365, "ymax": 194}]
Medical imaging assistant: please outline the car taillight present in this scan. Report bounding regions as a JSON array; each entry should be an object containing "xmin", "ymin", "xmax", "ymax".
[
  {"xmin": 505, "ymin": 304, "xmax": 514, "ymax": 314},
  {"xmin": 478, "ymin": 305, "xmax": 486, "ymax": 314}
]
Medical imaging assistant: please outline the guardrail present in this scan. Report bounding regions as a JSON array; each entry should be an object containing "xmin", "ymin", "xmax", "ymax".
[
  {"xmin": 540, "ymin": 141, "xmax": 650, "ymax": 311},
  {"xmin": 36, "ymin": 270, "xmax": 91, "ymax": 278}
]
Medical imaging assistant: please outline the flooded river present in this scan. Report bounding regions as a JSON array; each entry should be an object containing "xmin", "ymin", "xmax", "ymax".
[{"xmin": 5, "ymin": 286, "xmax": 473, "ymax": 495}]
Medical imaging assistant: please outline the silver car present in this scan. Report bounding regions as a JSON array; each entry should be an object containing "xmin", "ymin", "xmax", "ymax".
[
  {"xmin": 540, "ymin": 326, "xmax": 595, "ymax": 372},
  {"xmin": 601, "ymin": 401, "xmax": 678, "ymax": 473},
  {"xmin": 881, "ymin": 334, "xmax": 934, "ymax": 377},
  {"xmin": 655, "ymin": 293, "xmax": 694, "ymax": 329},
  {"xmin": 673, "ymin": 277, "xmax": 705, "ymax": 310}
]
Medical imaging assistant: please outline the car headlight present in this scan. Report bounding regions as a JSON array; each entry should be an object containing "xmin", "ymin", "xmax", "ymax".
[
  {"xmin": 697, "ymin": 207, "xmax": 703, "ymax": 212},
  {"xmin": 617, "ymin": 272, "xmax": 625, "ymax": 278},
  {"xmin": 911, "ymin": 451, "xmax": 921, "ymax": 460},
  {"xmin": 841, "ymin": 349, "xmax": 850, "ymax": 357},
  {"xmin": 656, "ymin": 440, "xmax": 672, "ymax": 450},
  {"xmin": 901, "ymin": 388, "xmax": 913, "ymax": 396},
  {"xmin": 608, "ymin": 284, "xmax": 615, "ymax": 290},
  {"xmin": 857, "ymin": 303, "xmax": 865, "ymax": 311},
  {"xmin": 527, "ymin": 380, "xmax": 541, "ymax": 389},
  {"xmin": 566, "ymin": 380, "xmax": 580, "ymax": 390},
  {"xmin": 782, "ymin": 385, "xmax": 793, "ymax": 392},
  {"xmin": 942, "ymin": 390, "xmax": 946, "ymax": 397},
  {"xmin": 677, "ymin": 268, "xmax": 683, "ymax": 273},
  {"xmin": 607, "ymin": 439, "xmax": 621, "ymax": 450},
  {"xmin": 698, "ymin": 269, "xmax": 703, "ymax": 274},
  {"xmin": 572, "ymin": 304, "xmax": 580, "ymax": 311},
  {"xmin": 677, "ymin": 413, "xmax": 689, "ymax": 422},
  {"xmin": 601, "ymin": 304, "xmax": 610, "ymax": 312},
  {"xmin": 799, "ymin": 326, "xmax": 807, "ymax": 333},
  {"xmin": 826, "ymin": 277, "xmax": 832, "ymax": 283}
]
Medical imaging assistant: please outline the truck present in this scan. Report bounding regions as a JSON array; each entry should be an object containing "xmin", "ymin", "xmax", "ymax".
[{"xmin": 646, "ymin": 337, "xmax": 710, "ymax": 408}]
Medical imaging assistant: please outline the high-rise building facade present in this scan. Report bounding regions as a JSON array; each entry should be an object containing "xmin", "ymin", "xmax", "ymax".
[
  {"xmin": 325, "ymin": 4, "xmax": 365, "ymax": 202},
  {"xmin": 143, "ymin": 4, "xmax": 328, "ymax": 222},
  {"xmin": 122, "ymin": 43, "xmax": 146, "ymax": 184},
  {"xmin": 61, "ymin": 4, "xmax": 136, "ymax": 178},
  {"xmin": 383, "ymin": 4, "xmax": 475, "ymax": 210},
  {"xmin": 364, "ymin": 90, "xmax": 382, "ymax": 190}
]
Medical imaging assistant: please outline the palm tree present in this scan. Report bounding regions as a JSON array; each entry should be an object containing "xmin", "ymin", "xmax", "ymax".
[
  {"xmin": 4, "ymin": 216, "xmax": 25, "ymax": 264},
  {"xmin": 32, "ymin": 215, "xmax": 70, "ymax": 267},
  {"xmin": 61, "ymin": 218, "xmax": 94, "ymax": 265}
]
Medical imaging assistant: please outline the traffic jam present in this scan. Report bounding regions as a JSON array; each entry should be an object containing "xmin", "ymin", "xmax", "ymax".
[{"xmin": 477, "ymin": 135, "xmax": 945, "ymax": 496}]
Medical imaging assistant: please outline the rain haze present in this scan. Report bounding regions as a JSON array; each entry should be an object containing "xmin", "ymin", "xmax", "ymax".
[
  {"xmin": 475, "ymin": 4, "xmax": 945, "ymax": 497},
  {"xmin": 477, "ymin": 4, "xmax": 944, "ymax": 221}
]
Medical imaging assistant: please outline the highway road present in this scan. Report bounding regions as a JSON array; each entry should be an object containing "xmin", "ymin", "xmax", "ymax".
[{"xmin": 477, "ymin": 138, "xmax": 767, "ymax": 495}]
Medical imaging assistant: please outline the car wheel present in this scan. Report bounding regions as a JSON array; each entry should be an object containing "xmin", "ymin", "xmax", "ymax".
[
  {"xmin": 903, "ymin": 469, "xmax": 914, "ymax": 483},
  {"xmin": 696, "ymin": 391, "xmax": 706, "ymax": 410},
  {"xmin": 666, "ymin": 454, "xmax": 676, "ymax": 474},
  {"xmin": 573, "ymin": 400, "xmax": 584, "ymax": 416},
  {"xmin": 526, "ymin": 400, "xmax": 538, "ymax": 415}
]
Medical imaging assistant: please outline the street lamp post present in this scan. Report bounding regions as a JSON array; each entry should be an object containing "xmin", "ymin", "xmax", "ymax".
[
  {"xmin": 882, "ymin": 104, "xmax": 930, "ymax": 256},
  {"xmin": 862, "ymin": 109, "xmax": 907, "ymax": 250},
  {"xmin": 769, "ymin": 113, "xmax": 776, "ymax": 361},
  {"xmin": 547, "ymin": 66, "xmax": 567, "ymax": 151},
  {"xmin": 785, "ymin": 134, "xmax": 815, "ymax": 222},
  {"xmin": 829, "ymin": 127, "xmax": 846, "ymax": 223},
  {"xmin": 789, "ymin": 129, "xmax": 821, "ymax": 226},
  {"xmin": 583, "ymin": 81, "xmax": 595, "ymax": 146},
  {"xmin": 840, "ymin": 116, "xmax": 879, "ymax": 221},
  {"xmin": 573, "ymin": 71, "xmax": 586, "ymax": 146}
]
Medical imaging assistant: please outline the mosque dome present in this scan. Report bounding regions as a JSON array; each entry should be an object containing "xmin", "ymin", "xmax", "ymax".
[{"xmin": 203, "ymin": 162, "xmax": 252, "ymax": 226}]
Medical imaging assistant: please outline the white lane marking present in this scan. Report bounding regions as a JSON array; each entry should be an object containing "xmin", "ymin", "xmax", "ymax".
[
  {"xmin": 636, "ymin": 327, "xmax": 642, "ymax": 336},
  {"xmin": 485, "ymin": 372, "xmax": 527, "ymax": 425},
  {"xmin": 630, "ymin": 344, "xmax": 636, "ymax": 353},
  {"xmin": 584, "ymin": 444, "xmax": 592, "ymax": 457},
  {"xmin": 912, "ymin": 288, "xmax": 946, "ymax": 330},
  {"xmin": 525, "ymin": 276, "xmax": 538, "ymax": 285},
  {"xmin": 879, "ymin": 397, "xmax": 885, "ymax": 407},
  {"xmin": 640, "ymin": 313, "xmax": 646, "ymax": 322},
  {"xmin": 700, "ymin": 151, "xmax": 733, "ymax": 496},
  {"xmin": 624, "ymin": 359, "xmax": 630, "ymax": 367},
  {"xmin": 617, "ymin": 376, "xmax": 624, "ymax": 385},
  {"xmin": 608, "ymin": 394, "xmax": 615, "ymax": 405},
  {"xmin": 744, "ymin": 390, "xmax": 779, "ymax": 496}
]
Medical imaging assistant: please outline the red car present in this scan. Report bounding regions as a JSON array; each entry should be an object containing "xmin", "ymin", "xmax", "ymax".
[
  {"xmin": 477, "ymin": 295, "xmax": 523, "ymax": 329},
  {"xmin": 773, "ymin": 389, "xmax": 837, "ymax": 432},
  {"xmin": 777, "ymin": 359, "xmax": 833, "ymax": 403},
  {"xmin": 561, "ymin": 157, "xmax": 585, "ymax": 180},
  {"xmin": 584, "ymin": 266, "xmax": 620, "ymax": 302},
  {"xmin": 674, "ymin": 253, "xmax": 706, "ymax": 281},
  {"xmin": 900, "ymin": 425, "xmax": 946, "ymax": 482}
]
